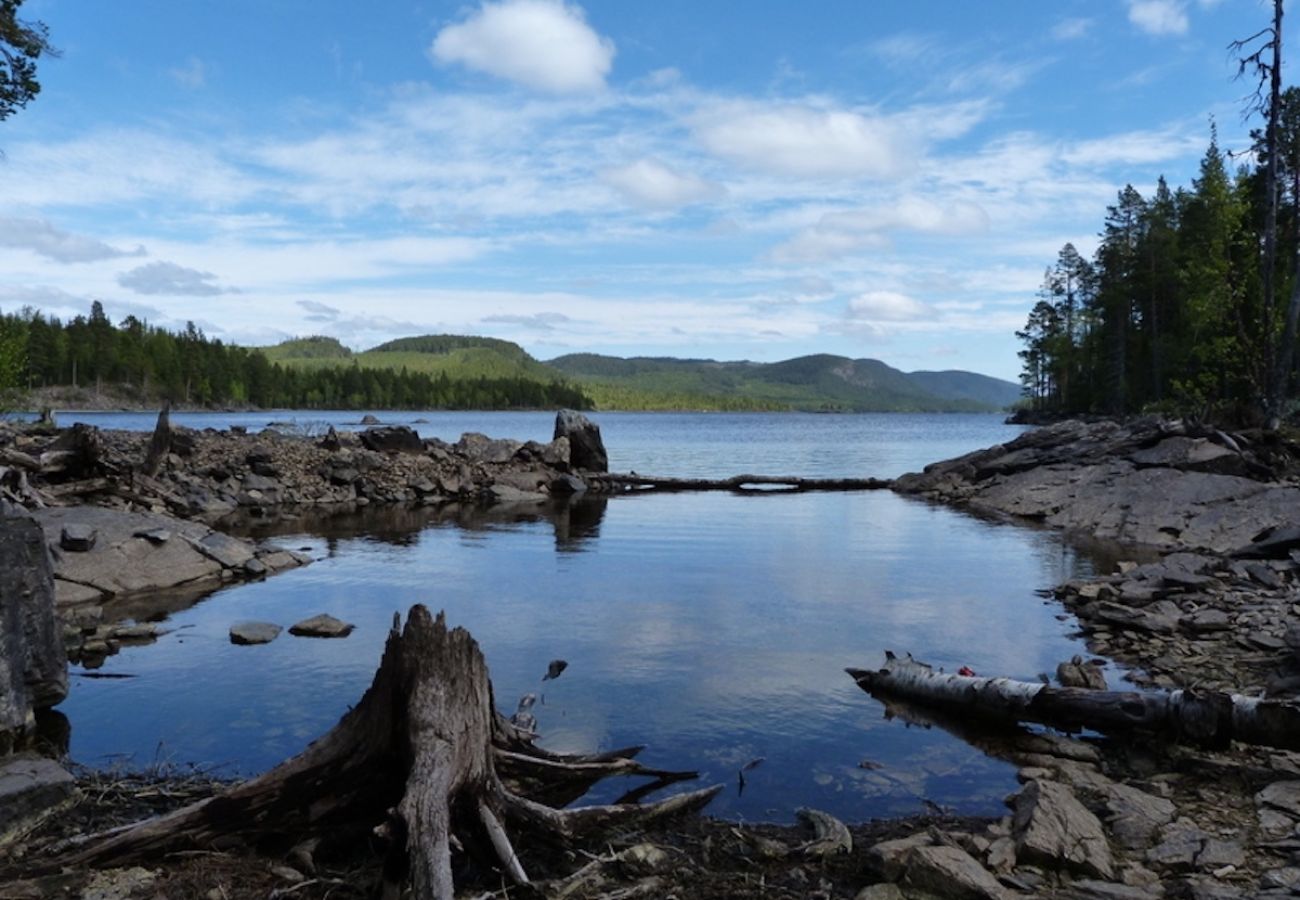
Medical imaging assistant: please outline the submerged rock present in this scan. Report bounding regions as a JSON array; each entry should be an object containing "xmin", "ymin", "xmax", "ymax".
[
  {"xmin": 230, "ymin": 621, "xmax": 283, "ymax": 645},
  {"xmin": 288, "ymin": 614, "xmax": 354, "ymax": 638}
]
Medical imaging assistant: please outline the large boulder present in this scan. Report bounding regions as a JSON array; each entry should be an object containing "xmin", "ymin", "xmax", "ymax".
[
  {"xmin": 554, "ymin": 410, "xmax": 608, "ymax": 473},
  {"xmin": 359, "ymin": 425, "xmax": 424, "ymax": 454},
  {"xmin": 0, "ymin": 504, "xmax": 68, "ymax": 752}
]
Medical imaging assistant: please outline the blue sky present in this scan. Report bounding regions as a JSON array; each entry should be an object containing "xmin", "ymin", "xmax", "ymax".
[{"xmin": 0, "ymin": 0, "xmax": 1280, "ymax": 381}]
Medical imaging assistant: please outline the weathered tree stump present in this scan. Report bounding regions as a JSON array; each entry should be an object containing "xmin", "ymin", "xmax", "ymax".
[{"xmin": 49, "ymin": 605, "xmax": 719, "ymax": 899}]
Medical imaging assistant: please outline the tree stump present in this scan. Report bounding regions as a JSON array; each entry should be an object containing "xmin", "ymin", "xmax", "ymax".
[{"xmin": 49, "ymin": 606, "xmax": 719, "ymax": 899}]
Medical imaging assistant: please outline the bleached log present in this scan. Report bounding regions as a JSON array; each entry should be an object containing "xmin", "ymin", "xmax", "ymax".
[
  {"xmin": 847, "ymin": 651, "xmax": 1300, "ymax": 752},
  {"xmin": 593, "ymin": 472, "xmax": 892, "ymax": 494}
]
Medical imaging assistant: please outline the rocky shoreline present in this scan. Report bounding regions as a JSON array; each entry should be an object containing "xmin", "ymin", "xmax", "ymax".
[{"xmin": 6, "ymin": 414, "xmax": 1300, "ymax": 897}]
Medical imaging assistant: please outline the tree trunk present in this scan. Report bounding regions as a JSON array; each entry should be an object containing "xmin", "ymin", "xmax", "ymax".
[
  {"xmin": 847, "ymin": 652, "xmax": 1300, "ymax": 752},
  {"xmin": 592, "ymin": 472, "xmax": 892, "ymax": 493},
  {"xmin": 47, "ymin": 606, "xmax": 720, "ymax": 899}
]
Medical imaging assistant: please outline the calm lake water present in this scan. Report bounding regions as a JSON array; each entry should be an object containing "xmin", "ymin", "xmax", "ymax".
[{"xmin": 52, "ymin": 411, "xmax": 1110, "ymax": 823}]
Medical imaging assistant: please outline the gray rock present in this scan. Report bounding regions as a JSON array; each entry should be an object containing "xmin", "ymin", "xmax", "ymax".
[
  {"xmin": 194, "ymin": 531, "xmax": 256, "ymax": 569},
  {"xmin": 1145, "ymin": 821, "xmax": 1209, "ymax": 871},
  {"xmin": 0, "ymin": 754, "xmax": 75, "ymax": 841},
  {"xmin": 1258, "ymin": 780, "xmax": 1300, "ymax": 817},
  {"xmin": 358, "ymin": 425, "xmax": 423, "ymax": 454},
  {"xmin": 488, "ymin": 484, "xmax": 547, "ymax": 504},
  {"xmin": 854, "ymin": 885, "xmax": 905, "ymax": 900},
  {"xmin": 132, "ymin": 527, "xmax": 171, "ymax": 545},
  {"xmin": 289, "ymin": 614, "xmax": 354, "ymax": 638},
  {"xmin": 457, "ymin": 433, "xmax": 523, "ymax": 464},
  {"xmin": 0, "ymin": 507, "xmax": 68, "ymax": 752},
  {"xmin": 59, "ymin": 523, "xmax": 98, "ymax": 552},
  {"xmin": 1064, "ymin": 881, "xmax": 1162, "ymax": 899},
  {"xmin": 1195, "ymin": 838, "xmax": 1245, "ymax": 869},
  {"xmin": 1104, "ymin": 782, "xmax": 1175, "ymax": 850},
  {"xmin": 1012, "ymin": 779, "xmax": 1114, "ymax": 879},
  {"xmin": 866, "ymin": 832, "xmax": 933, "ymax": 882},
  {"xmin": 551, "ymin": 473, "xmax": 588, "ymax": 495},
  {"xmin": 230, "ymin": 621, "xmax": 283, "ymax": 645},
  {"xmin": 1057, "ymin": 655, "xmax": 1107, "ymax": 690},
  {"xmin": 903, "ymin": 844, "xmax": 1007, "ymax": 899},
  {"xmin": 554, "ymin": 409, "xmax": 608, "ymax": 473}
]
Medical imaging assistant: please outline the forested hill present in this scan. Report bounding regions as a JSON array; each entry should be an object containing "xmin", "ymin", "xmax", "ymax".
[
  {"xmin": 546, "ymin": 352, "xmax": 1021, "ymax": 411},
  {"xmin": 0, "ymin": 311, "xmax": 1018, "ymax": 412}
]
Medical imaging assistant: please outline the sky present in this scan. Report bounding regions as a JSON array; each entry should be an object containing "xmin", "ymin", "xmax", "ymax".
[{"xmin": 0, "ymin": 0, "xmax": 1285, "ymax": 382}]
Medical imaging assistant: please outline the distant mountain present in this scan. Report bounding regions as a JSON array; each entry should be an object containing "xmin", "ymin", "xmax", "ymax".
[
  {"xmin": 255, "ymin": 337, "xmax": 1018, "ymax": 412},
  {"xmin": 548, "ymin": 352, "xmax": 1020, "ymax": 412},
  {"xmin": 906, "ymin": 370, "xmax": 1023, "ymax": 409}
]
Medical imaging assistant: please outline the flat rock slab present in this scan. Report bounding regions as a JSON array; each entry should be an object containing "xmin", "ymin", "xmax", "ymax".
[
  {"xmin": 0, "ymin": 754, "xmax": 76, "ymax": 839},
  {"xmin": 230, "ymin": 621, "xmax": 283, "ymax": 645},
  {"xmin": 1012, "ymin": 778, "xmax": 1115, "ymax": 880},
  {"xmin": 289, "ymin": 614, "xmax": 354, "ymax": 638},
  {"xmin": 903, "ymin": 844, "xmax": 1007, "ymax": 900}
]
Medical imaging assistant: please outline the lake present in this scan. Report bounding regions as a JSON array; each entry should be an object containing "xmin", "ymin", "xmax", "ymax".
[{"xmin": 50, "ymin": 410, "xmax": 1111, "ymax": 824}]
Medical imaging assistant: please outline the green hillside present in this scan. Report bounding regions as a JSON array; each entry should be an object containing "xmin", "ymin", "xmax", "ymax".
[
  {"xmin": 548, "ymin": 353, "xmax": 1017, "ymax": 412},
  {"xmin": 259, "ymin": 334, "xmax": 564, "ymax": 382}
]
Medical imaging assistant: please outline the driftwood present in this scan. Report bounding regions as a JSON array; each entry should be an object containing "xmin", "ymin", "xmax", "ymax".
[
  {"xmin": 848, "ymin": 652, "xmax": 1300, "ymax": 753},
  {"xmin": 46, "ymin": 605, "xmax": 720, "ymax": 899},
  {"xmin": 592, "ymin": 472, "xmax": 892, "ymax": 494}
]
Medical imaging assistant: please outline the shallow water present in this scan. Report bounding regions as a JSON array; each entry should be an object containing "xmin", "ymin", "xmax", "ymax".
[{"xmin": 52, "ymin": 411, "xmax": 1109, "ymax": 823}]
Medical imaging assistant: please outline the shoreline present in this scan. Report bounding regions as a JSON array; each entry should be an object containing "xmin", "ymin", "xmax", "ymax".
[{"xmin": 5, "ymin": 415, "xmax": 1300, "ymax": 897}]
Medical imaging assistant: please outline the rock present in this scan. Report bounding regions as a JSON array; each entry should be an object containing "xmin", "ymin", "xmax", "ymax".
[
  {"xmin": 551, "ymin": 473, "xmax": 588, "ymax": 495},
  {"xmin": 554, "ymin": 409, "xmax": 608, "ymax": 473},
  {"xmin": 902, "ymin": 844, "xmax": 1007, "ymax": 900},
  {"xmin": 1011, "ymin": 779, "xmax": 1114, "ymax": 879},
  {"xmin": 1196, "ymin": 838, "xmax": 1245, "ymax": 870},
  {"xmin": 59, "ymin": 523, "xmax": 98, "ymax": 552},
  {"xmin": 360, "ymin": 414, "xmax": 381, "ymax": 425},
  {"xmin": 854, "ymin": 885, "xmax": 905, "ymax": 900},
  {"xmin": 1057, "ymin": 655, "xmax": 1108, "ymax": 690},
  {"xmin": 488, "ymin": 484, "xmax": 546, "ymax": 504},
  {"xmin": 1257, "ymin": 780, "xmax": 1300, "ymax": 817},
  {"xmin": 1145, "ymin": 820, "xmax": 1210, "ymax": 871},
  {"xmin": 318, "ymin": 425, "xmax": 340, "ymax": 451},
  {"xmin": 1065, "ymin": 881, "xmax": 1162, "ymax": 899},
  {"xmin": 288, "ymin": 614, "xmax": 354, "ymax": 638},
  {"xmin": 457, "ymin": 433, "xmax": 522, "ymax": 464},
  {"xmin": 132, "ymin": 527, "xmax": 171, "ymax": 545},
  {"xmin": 81, "ymin": 866, "xmax": 160, "ymax": 900},
  {"xmin": 0, "ymin": 508, "xmax": 68, "ymax": 750},
  {"xmin": 1104, "ymin": 782, "xmax": 1176, "ymax": 850},
  {"xmin": 359, "ymin": 425, "xmax": 423, "ymax": 454},
  {"xmin": 230, "ymin": 622, "xmax": 283, "ymax": 645},
  {"xmin": 866, "ymin": 832, "xmax": 933, "ymax": 881},
  {"xmin": 0, "ymin": 754, "xmax": 76, "ymax": 840}
]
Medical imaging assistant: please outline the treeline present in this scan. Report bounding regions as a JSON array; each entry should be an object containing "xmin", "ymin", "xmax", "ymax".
[
  {"xmin": 0, "ymin": 303, "xmax": 593, "ymax": 411},
  {"xmin": 1017, "ymin": 87, "xmax": 1300, "ymax": 424}
]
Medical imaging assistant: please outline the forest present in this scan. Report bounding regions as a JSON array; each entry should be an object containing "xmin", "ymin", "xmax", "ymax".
[
  {"xmin": 0, "ymin": 303, "xmax": 593, "ymax": 411},
  {"xmin": 1017, "ymin": 99, "xmax": 1300, "ymax": 424}
]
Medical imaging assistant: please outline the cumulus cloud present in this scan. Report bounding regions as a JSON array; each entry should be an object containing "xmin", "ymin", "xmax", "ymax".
[
  {"xmin": 0, "ymin": 217, "xmax": 145, "ymax": 263},
  {"xmin": 117, "ymin": 261, "xmax": 230, "ymax": 296},
  {"xmin": 430, "ymin": 0, "xmax": 615, "ymax": 93},
  {"xmin": 1128, "ymin": 0, "xmax": 1188, "ymax": 37},
  {"xmin": 693, "ymin": 102, "xmax": 917, "ymax": 179},
  {"xmin": 601, "ymin": 159, "xmax": 723, "ymax": 210},
  {"xmin": 847, "ymin": 290, "xmax": 929, "ymax": 321}
]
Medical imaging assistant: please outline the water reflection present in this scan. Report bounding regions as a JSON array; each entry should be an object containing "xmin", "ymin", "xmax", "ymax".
[{"xmin": 55, "ymin": 487, "xmax": 1116, "ymax": 823}]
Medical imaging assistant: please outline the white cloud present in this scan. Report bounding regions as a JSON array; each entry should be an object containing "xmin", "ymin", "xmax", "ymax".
[
  {"xmin": 847, "ymin": 291, "xmax": 929, "ymax": 321},
  {"xmin": 1051, "ymin": 18, "xmax": 1094, "ymax": 41},
  {"xmin": 770, "ymin": 197, "xmax": 990, "ymax": 263},
  {"xmin": 117, "ymin": 261, "xmax": 231, "ymax": 296},
  {"xmin": 693, "ymin": 102, "xmax": 918, "ymax": 179},
  {"xmin": 430, "ymin": 0, "xmax": 615, "ymax": 94},
  {"xmin": 601, "ymin": 159, "xmax": 723, "ymax": 210},
  {"xmin": 0, "ymin": 217, "xmax": 145, "ymax": 263},
  {"xmin": 1128, "ymin": 0, "xmax": 1189, "ymax": 37}
]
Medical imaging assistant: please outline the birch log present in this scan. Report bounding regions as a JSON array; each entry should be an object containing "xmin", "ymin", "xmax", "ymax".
[{"xmin": 847, "ymin": 651, "xmax": 1300, "ymax": 752}]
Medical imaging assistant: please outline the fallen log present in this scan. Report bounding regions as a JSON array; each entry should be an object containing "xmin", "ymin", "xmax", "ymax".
[
  {"xmin": 847, "ymin": 651, "xmax": 1300, "ymax": 752},
  {"xmin": 42, "ymin": 605, "xmax": 720, "ymax": 899},
  {"xmin": 592, "ymin": 472, "xmax": 892, "ymax": 494}
]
